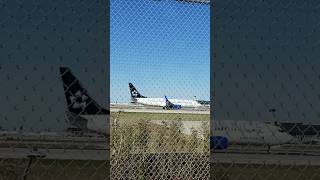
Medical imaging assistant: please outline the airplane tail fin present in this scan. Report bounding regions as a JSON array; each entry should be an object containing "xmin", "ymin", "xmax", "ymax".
[
  {"xmin": 60, "ymin": 67, "xmax": 109, "ymax": 115},
  {"xmin": 129, "ymin": 83, "xmax": 146, "ymax": 99},
  {"xmin": 164, "ymin": 95, "xmax": 174, "ymax": 108},
  {"xmin": 164, "ymin": 96, "xmax": 181, "ymax": 110}
]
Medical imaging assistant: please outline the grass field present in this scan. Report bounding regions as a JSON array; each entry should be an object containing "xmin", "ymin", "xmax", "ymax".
[
  {"xmin": 0, "ymin": 159, "xmax": 109, "ymax": 180},
  {"xmin": 1, "ymin": 159, "xmax": 319, "ymax": 180},
  {"xmin": 3, "ymin": 112, "xmax": 317, "ymax": 179},
  {"xmin": 110, "ymin": 111, "xmax": 209, "ymax": 121},
  {"xmin": 211, "ymin": 163, "xmax": 320, "ymax": 180},
  {"xmin": 110, "ymin": 111, "xmax": 210, "ymax": 154}
]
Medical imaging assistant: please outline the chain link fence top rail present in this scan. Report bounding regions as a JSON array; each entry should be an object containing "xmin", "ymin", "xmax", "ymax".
[
  {"xmin": 0, "ymin": 0, "xmax": 108, "ymax": 179},
  {"xmin": 110, "ymin": 0, "xmax": 210, "ymax": 179},
  {"xmin": 212, "ymin": 0, "xmax": 320, "ymax": 179}
]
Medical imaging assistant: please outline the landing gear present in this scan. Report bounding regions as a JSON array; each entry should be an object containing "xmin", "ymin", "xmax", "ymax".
[{"xmin": 267, "ymin": 145, "xmax": 271, "ymax": 153}]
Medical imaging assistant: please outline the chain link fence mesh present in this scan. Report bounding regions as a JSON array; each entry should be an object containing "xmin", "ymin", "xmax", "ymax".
[
  {"xmin": 212, "ymin": 0, "xmax": 320, "ymax": 179},
  {"xmin": 0, "ymin": 0, "xmax": 108, "ymax": 179},
  {"xmin": 2, "ymin": 0, "xmax": 320, "ymax": 179},
  {"xmin": 110, "ymin": 0, "xmax": 210, "ymax": 179}
]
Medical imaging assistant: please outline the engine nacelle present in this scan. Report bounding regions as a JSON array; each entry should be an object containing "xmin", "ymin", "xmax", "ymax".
[
  {"xmin": 163, "ymin": 104, "xmax": 182, "ymax": 110},
  {"xmin": 173, "ymin": 104, "xmax": 182, "ymax": 109},
  {"xmin": 210, "ymin": 136, "xmax": 228, "ymax": 150}
]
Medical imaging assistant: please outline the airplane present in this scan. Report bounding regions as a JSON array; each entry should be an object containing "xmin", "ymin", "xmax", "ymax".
[
  {"xmin": 210, "ymin": 120, "xmax": 293, "ymax": 152},
  {"xmin": 60, "ymin": 67, "xmax": 109, "ymax": 136},
  {"xmin": 59, "ymin": 69, "xmax": 291, "ymax": 148},
  {"xmin": 129, "ymin": 83, "xmax": 203, "ymax": 109}
]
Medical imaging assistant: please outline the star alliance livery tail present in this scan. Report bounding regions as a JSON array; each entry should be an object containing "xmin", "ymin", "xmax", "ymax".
[
  {"xmin": 129, "ymin": 83, "xmax": 146, "ymax": 102},
  {"xmin": 60, "ymin": 67, "xmax": 109, "ymax": 115},
  {"xmin": 60, "ymin": 67, "xmax": 109, "ymax": 136}
]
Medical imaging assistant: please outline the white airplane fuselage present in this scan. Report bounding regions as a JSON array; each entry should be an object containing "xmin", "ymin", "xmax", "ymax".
[
  {"xmin": 134, "ymin": 97, "xmax": 202, "ymax": 108},
  {"xmin": 65, "ymin": 113, "xmax": 109, "ymax": 136},
  {"xmin": 212, "ymin": 120, "xmax": 292, "ymax": 145},
  {"xmin": 80, "ymin": 115, "xmax": 109, "ymax": 135}
]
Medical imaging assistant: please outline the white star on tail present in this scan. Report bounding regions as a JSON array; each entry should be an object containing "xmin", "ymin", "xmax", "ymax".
[{"xmin": 69, "ymin": 91, "xmax": 88, "ymax": 109}]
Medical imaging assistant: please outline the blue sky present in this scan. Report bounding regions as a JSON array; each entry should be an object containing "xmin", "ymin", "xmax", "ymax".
[{"xmin": 110, "ymin": 0, "xmax": 210, "ymax": 103}]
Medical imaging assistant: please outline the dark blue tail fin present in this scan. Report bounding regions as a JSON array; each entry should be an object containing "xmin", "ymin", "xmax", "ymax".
[
  {"xmin": 60, "ymin": 67, "xmax": 109, "ymax": 115},
  {"xmin": 164, "ymin": 96, "xmax": 181, "ymax": 110},
  {"xmin": 129, "ymin": 83, "xmax": 146, "ymax": 99},
  {"xmin": 165, "ymin": 95, "xmax": 174, "ymax": 108}
]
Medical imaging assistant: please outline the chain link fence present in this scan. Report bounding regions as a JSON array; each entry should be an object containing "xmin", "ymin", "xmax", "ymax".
[
  {"xmin": 110, "ymin": 0, "xmax": 210, "ymax": 179},
  {"xmin": 0, "ymin": 0, "xmax": 109, "ymax": 179},
  {"xmin": 212, "ymin": 0, "xmax": 320, "ymax": 179},
  {"xmin": 2, "ymin": 0, "xmax": 319, "ymax": 179},
  {"xmin": 110, "ymin": 114, "xmax": 209, "ymax": 179}
]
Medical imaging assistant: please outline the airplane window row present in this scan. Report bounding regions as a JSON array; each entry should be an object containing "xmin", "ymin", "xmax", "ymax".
[{"xmin": 213, "ymin": 127, "xmax": 262, "ymax": 132}]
